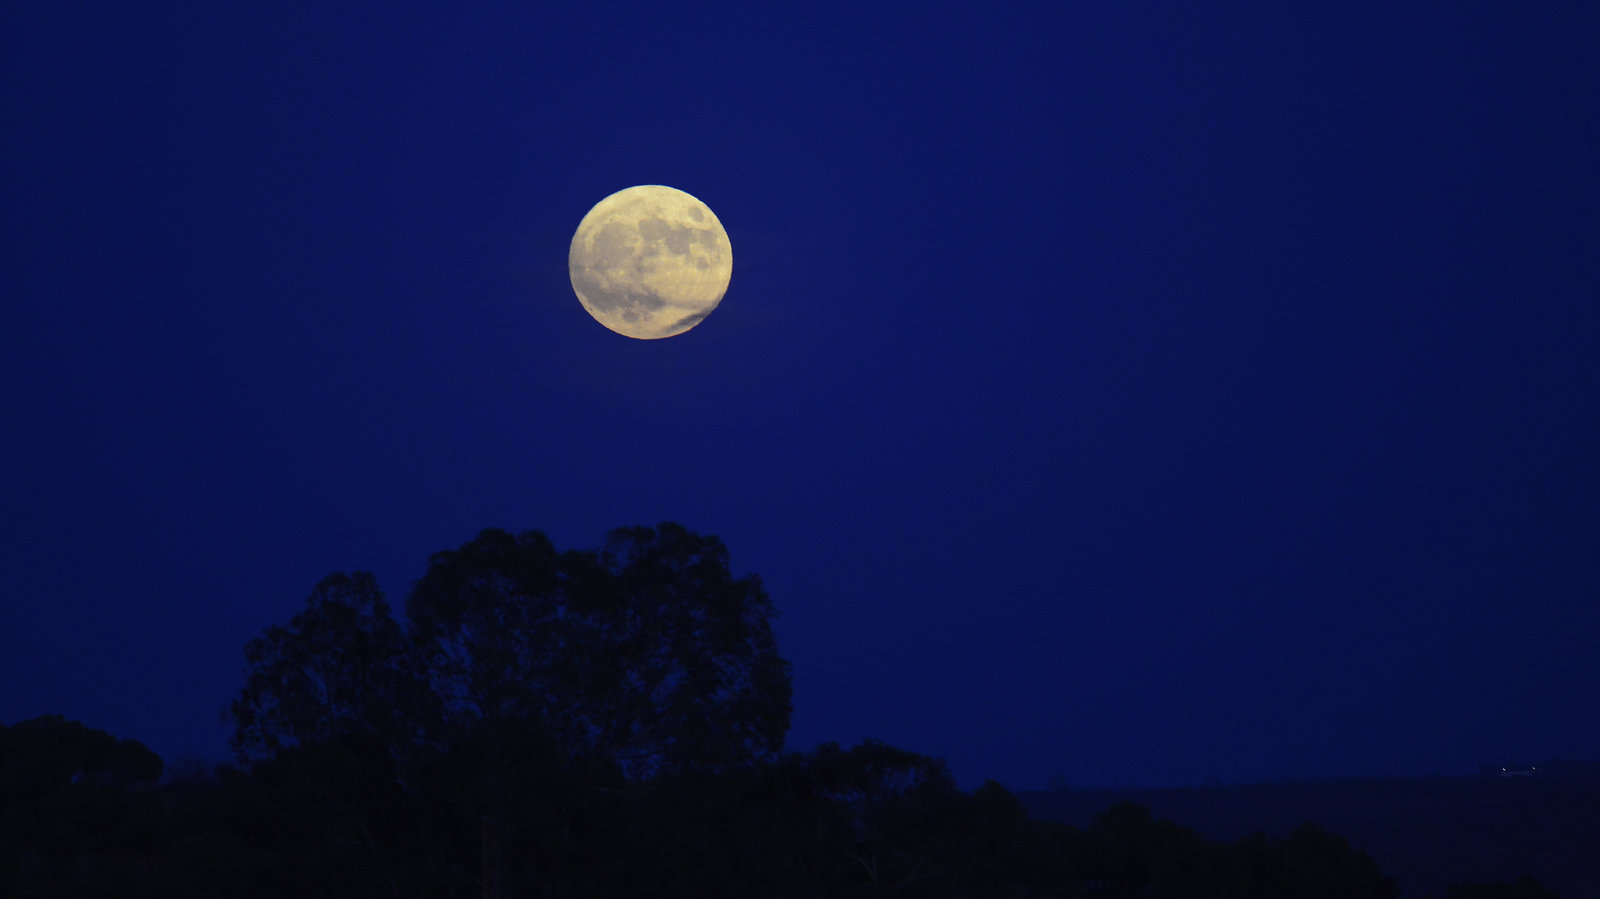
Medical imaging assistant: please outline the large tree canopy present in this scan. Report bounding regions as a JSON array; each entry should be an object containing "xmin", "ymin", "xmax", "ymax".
[
  {"xmin": 223, "ymin": 523, "xmax": 791, "ymax": 896},
  {"xmin": 228, "ymin": 571, "xmax": 420, "ymax": 761},
  {"xmin": 229, "ymin": 523, "xmax": 792, "ymax": 782}
]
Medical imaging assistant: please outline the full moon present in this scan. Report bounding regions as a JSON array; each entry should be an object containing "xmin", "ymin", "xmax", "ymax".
[{"xmin": 568, "ymin": 185, "xmax": 732, "ymax": 339}]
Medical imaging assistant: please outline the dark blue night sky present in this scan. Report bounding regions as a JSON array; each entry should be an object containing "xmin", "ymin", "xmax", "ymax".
[{"xmin": 4, "ymin": 3, "xmax": 1597, "ymax": 791}]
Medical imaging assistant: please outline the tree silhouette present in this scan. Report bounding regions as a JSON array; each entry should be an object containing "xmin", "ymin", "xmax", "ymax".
[
  {"xmin": 1078, "ymin": 801, "xmax": 1207, "ymax": 898},
  {"xmin": 226, "ymin": 522, "xmax": 792, "ymax": 897},
  {"xmin": 228, "ymin": 571, "xmax": 424, "ymax": 763},
  {"xmin": 0, "ymin": 714, "xmax": 163, "ymax": 801},
  {"xmin": 1233, "ymin": 822, "xmax": 1399, "ymax": 899},
  {"xmin": 406, "ymin": 523, "xmax": 790, "ymax": 781},
  {"xmin": 0, "ymin": 716, "xmax": 166, "ymax": 895},
  {"xmin": 720, "ymin": 738, "xmax": 973, "ymax": 897}
]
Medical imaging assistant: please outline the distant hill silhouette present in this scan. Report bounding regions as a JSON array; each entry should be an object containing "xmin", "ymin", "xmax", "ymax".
[{"xmin": 1019, "ymin": 762, "xmax": 1600, "ymax": 899}]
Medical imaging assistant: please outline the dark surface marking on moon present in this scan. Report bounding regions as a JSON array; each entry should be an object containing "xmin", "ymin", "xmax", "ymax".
[
  {"xmin": 573, "ymin": 275, "xmax": 667, "ymax": 314},
  {"xmin": 667, "ymin": 309, "xmax": 710, "ymax": 331},
  {"xmin": 637, "ymin": 216, "xmax": 699, "ymax": 256},
  {"xmin": 591, "ymin": 222, "xmax": 635, "ymax": 268},
  {"xmin": 663, "ymin": 225, "xmax": 693, "ymax": 255}
]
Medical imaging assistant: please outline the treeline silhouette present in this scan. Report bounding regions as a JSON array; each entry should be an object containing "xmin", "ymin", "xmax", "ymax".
[
  {"xmin": 1024, "ymin": 765, "xmax": 1600, "ymax": 898},
  {"xmin": 0, "ymin": 523, "xmax": 1567, "ymax": 898}
]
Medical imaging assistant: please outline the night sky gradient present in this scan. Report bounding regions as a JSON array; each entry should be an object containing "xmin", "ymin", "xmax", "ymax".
[{"xmin": 4, "ymin": 3, "xmax": 1598, "ymax": 792}]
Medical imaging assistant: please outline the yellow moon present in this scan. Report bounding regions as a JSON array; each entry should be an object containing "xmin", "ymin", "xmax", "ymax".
[{"xmin": 568, "ymin": 185, "xmax": 732, "ymax": 339}]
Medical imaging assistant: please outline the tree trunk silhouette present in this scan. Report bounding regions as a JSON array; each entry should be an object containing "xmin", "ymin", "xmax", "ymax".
[{"xmin": 481, "ymin": 815, "xmax": 507, "ymax": 899}]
